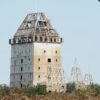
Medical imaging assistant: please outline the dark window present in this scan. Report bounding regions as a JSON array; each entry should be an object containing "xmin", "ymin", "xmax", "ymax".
[
  {"xmin": 20, "ymin": 75, "xmax": 22, "ymax": 80},
  {"xmin": 50, "ymin": 38, "xmax": 52, "ymax": 42},
  {"xmin": 38, "ymin": 75, "xmax": 40, "ymax": 78},
  {"xmin": 45, "ymin": 38, "xmax": 47, "ymax": 41},
  {"xmin": 44, "ymin": 50, "xmax": 46, "ymax": 53},
  {"xmin": 48, "ymin": 91, "xmax": 51, "ymax": 93},
  {"xmin": 35, "ymin": 36, "xmax": 37, "ymax": 41},
  {"xmin": 54, "ymin": 38, "xmax": 56, "ymax": 42},
  {"xmin": 44, "ymin": 22, "xmax": 47, "ymax": 26},
  {"xmin": 21, "ymin": 67, "xmax": 23, "ymax": 71},
  {"xmin": 38, "ymin": 21, "xmax": 47, "ymax": 27},
  {"xmin": 48, "ymin": 58, "xmax": 51, "ymax": 62},
  {"xmin": 21, "ymin": 59, "xmax": 23, "ymax": 63},
  {"xmin": 40, "ymin": 37, "xmax": 42, "ymax": 41},
  {"xmin": 21, "ymin": 84, "xmax": 22, "ymax": 88},
  {"xmin": 56, "ymin": 59, "xmax": 58, "ymax": 62},
  {"xmin": 38, "ymin": 67, "xmax": 40, "ymax": 70},
  {"xmin": 56, "ymin": 51, "xmax": 57, "ymax": 54},
  {"xmin": 38, "ymin": 58, "xmax": 40, "ymax": 61}
]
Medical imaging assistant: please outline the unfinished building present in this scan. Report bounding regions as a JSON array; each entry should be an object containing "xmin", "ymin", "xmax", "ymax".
[{"xmin": 9, "ymin": 12, "xmax": 66, "ymax": 92}]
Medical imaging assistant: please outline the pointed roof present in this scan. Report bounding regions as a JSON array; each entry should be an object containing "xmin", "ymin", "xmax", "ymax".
[{"xmin": 14, "ymin": 12, "xmax": 58, "ymax": 37}]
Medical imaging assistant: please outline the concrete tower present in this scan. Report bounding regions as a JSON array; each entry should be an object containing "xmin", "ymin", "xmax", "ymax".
[{"xmin": 9, "ymin": 12, "xmax": 66, "ymax": 92}]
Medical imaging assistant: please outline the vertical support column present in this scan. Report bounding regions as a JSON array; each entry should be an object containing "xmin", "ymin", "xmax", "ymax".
[
  {"xmin": 37, "ymin": 36, "xmax": 40, "ymax": 42},
  {"xmin": 57, "ymin": 37, "xmax": 59, "ymax": 43},
  {"xmin": 47, "ymin": 37, "xmax": 50, "ymax": 42},
  {"xmin": 42, "ymin": 36, "xmax": 45, "ymax": 42},
  {"xmin": 33, "ymin": 36, "xmax": 35, "ymax": 41},
  {"xmin": 52, "ymin": 37, "xmax": 54, "ymax": 43}
]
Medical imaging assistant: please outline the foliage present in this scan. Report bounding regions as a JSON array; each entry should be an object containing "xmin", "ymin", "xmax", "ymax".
[
  {"xmin": 67, "ymin": 83, "xmax": 76, "ymax": 93},
  {"xmin": 0, "ymin": 85, "xmax": 10, "ymax": 96},
  {"xmin": 0, "ymin": 84, "xmax": 47, "ymax": 97},
  {"xmin": 67, "ymin": 83, "xmax": 100, "ymax": 96},
  {"xmin": 87, "ymin": 84, "xmax": 100, "ymax": 96},
  {"xmin": 21, "ymin": 85, "xmax": 47, "ymax": 97}
]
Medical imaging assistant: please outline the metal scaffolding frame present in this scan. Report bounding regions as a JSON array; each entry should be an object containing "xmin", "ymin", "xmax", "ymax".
[{"xmin": 84, "ymin": 74, "xmax": 93, "ymax": 85}]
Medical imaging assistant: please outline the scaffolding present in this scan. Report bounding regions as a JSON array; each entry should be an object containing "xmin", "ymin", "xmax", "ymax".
[
  {"xmin": 84, "ymin": 74, "xmax": 93, "ymax": 85},
  {"xmin": 46, "ymin": 67, "xmax": 66, "ymax": 92},
  {"xmin": 70, "ymin": 58, "xmax": 83, "ymax": 83},
  {"xmin": 47, "ymin": 67, "xmax": 66, "ymax": 85},
  {"xmin": 36, "ymin": 66, "xmax": 66, "ymax": 92},
  {"xmin": 69, "ymin": 58, "xmax": 85, "ymax": 89}
]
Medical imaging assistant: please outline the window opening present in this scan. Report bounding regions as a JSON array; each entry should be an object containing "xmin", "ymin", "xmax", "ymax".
[
  {"xmin": 38, "ymin": 58, "xmax": 40, "ymax": 61},
  {"xmin": 20, "ymin": 75, "xmax": 23, "ymax": 80},
  {"xmin": 35, "ymin": 36, "xmax": 37, "ymax": 41},
  {"xmin": 21, "ymin": 59, "xmax": 23, "ymax": 63},
  {"xmin": 21, "ymin": 84, "xmax": 22, "ymax": 88},
  {"xmin": 56, "ymin": 51, "xmax": 57, "ymax": 54},
  {"xmin": 21, "ymin": 67, "xmax": 23, "ymax": 72},
  {"xmin": 48, "ymin": 58, "xmax": 51, "ymax": 63},
  {"xmin": 38, "ymin": 67, "xmax": 40, "ymax": 70},
  {"xmin": 40, "ymin": 37, "xmax": 42, "ymax": 41},
  {"xmin": 56, "ymin": 59, "xmax": 58, "ymax": 62},
  {"xmin": 44, "ymin": 50, "xmax": 46, "ymax": 53},
  {"xmin": 38, "ymin": 75, "xmax": 40, "ymax": 78}
]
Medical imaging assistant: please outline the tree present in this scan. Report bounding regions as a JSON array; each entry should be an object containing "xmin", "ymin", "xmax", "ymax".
[{"xmin": 67, "ymin": 83, "xmax": 76, "ymax": 93}]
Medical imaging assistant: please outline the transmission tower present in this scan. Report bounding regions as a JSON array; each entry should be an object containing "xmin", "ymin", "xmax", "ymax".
[
  {"xmin": 84, "ymin": 74, "xmax": 93, "ymax": 85},
  {"xmin": 70, "ymin": 58, "xmax": 83, "ymax": 83}
]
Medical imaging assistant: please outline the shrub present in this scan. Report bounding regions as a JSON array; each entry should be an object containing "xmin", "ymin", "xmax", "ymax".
[
  {"xmin": 87, "ymin": 84, "xmax": 100, "ymax": 96},
  {"xmin": 67, "ymin": 83, "xmax": 76, "ymax": 93},
  {"xmin": 0, "ymin": 85, "xmax": 10, "ymax": 96},
  {"xmin": 19, "ymin": 85, "xmax": 47, "ymax": 97},
  {"xmin": 0, "ymin": 84, "xmax": 47, "ymax": 97}
]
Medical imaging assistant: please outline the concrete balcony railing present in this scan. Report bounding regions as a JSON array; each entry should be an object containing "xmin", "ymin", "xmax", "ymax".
[{"xmin": 9, "ymin": 36, "xmax": 63, "ymax": 45}]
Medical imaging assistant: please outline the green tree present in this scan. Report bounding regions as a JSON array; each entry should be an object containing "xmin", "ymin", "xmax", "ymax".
[
  {"xmin": 87, "ymin": 84, "xmax": 100, "ymax": 96},
  {"xmin": 67, "ymin": 83, "xmax": 76, "ymax": 93}
]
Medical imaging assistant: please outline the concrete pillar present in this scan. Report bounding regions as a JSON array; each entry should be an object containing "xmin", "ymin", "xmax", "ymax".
[
  {"xmin": 42, "ymin": 36, "xmax": 45, "ymax": 42},
  {"xmin": 57, "ymin": 37, "xmax": 59, "ymax": 43},
  {"xmin": 33, "ymin": 36, "xmax": 35, "ymax": 41},
  {"xmin": 47, "ymin": 37, "xmax": 50, "ymax": 42},
  {"xmin": 52, "ymin": 37, "xmax": 55, "ymax": 43},
  {"xmin": 37, "ymin": 36, "xmax": 40, "ymax": 42}
]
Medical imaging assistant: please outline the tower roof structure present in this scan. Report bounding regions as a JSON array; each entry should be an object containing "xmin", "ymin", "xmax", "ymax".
[{"xmin": 15, "ymin": 12, "xmax": 58, "ymax": 37}]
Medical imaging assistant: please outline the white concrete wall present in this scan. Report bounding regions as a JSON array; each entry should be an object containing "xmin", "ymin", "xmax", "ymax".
[{"xmin": 33, "ymin": 42, "xmax": 62, "ymax": 88}]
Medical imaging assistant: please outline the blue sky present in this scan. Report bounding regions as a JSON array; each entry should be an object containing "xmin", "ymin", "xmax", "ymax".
[{"xmin": 0, "ymin": 0, "xmax": 100, "ymax": 85}]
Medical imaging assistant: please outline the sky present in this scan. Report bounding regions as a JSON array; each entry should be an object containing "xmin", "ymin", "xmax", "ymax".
[{"xmin": 0, "ymin": 0, "xmax": 100, "ymax": 85}]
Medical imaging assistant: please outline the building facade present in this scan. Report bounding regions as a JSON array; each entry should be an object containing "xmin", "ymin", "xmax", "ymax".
[{"xmin": 9, "ymin": 12, "xmax": 66, "ymax": 92}]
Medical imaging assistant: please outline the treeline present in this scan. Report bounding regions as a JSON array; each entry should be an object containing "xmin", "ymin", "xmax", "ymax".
[
  {"xmin": 0, "ymin": 85, "xmax": 47, "ymax": 98},
  {"xmin": 67, "ymin": 83, "xmax": 100, "ymax": 96},
  {"xmin": 0, "ymin": 83, "xmax": 100, "ymax": 98}
]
